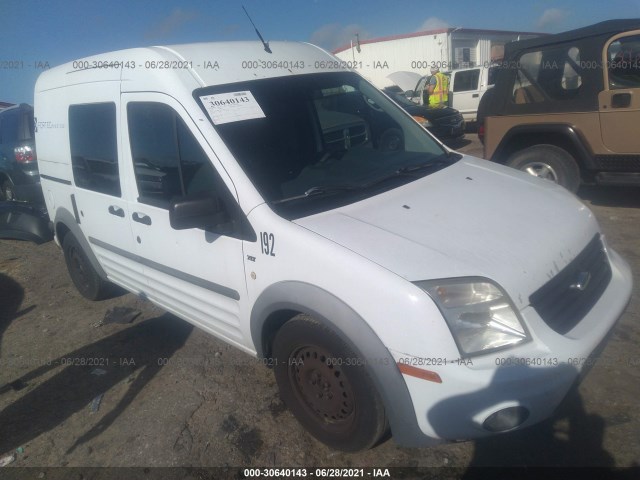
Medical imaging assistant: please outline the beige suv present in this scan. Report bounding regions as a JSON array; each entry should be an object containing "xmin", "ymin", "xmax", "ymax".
[{"xmin": 478, "ymin": 19, "xmax": 640, "ymax": 192}]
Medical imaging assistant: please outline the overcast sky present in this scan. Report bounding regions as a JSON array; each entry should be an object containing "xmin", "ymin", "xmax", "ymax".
[{"xmin": 2, "ymin": 0, "xmax": 639, "ymax": 103}]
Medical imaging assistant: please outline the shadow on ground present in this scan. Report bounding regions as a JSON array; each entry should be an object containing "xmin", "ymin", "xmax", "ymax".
[
  {"xmin": 0, "ymin": 314, "xmax": 193, "ymax": 456},
  {"xmin": 578, "ymin": 185, "xmax": 640, "ymax": 208},
  {"xmin": 0, "ymin": 272, "xmax": 33, "ymax": 356}
]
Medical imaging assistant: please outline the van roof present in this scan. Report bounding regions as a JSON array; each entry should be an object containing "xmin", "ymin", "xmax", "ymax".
[{"xmin": 35, "ymin": 41, "xmax": 340, "ymax": 93}]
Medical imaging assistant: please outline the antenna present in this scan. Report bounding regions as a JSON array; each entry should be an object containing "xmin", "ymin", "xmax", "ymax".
[{"xmin": 242, "ymin": 5, "xmax": 272, "ymax": 54}]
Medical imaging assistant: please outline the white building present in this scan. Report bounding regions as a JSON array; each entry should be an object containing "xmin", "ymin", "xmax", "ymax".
[{"xmin": 333, "ymin": 28, "xmax": 542, "ymax": 88}]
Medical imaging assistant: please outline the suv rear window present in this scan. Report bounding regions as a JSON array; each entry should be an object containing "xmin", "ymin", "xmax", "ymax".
[{"xmin": 0, "ymin": 110, "xmax": 19, "ymax": 144}]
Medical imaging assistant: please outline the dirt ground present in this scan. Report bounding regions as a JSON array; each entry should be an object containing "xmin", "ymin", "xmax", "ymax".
[{"xmin": 1, "ymin": 138, "xmax": 639, "ymax": 476}]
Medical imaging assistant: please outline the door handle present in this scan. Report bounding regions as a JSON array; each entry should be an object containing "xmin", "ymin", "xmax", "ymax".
[
  {"xmin": 132, "ymin": 212, "xmax": 152, "ymax": 225},
  {"xmin": 472, "ymin": 93, "xmax": 479, "ymax": 98},
  {"xmin": 108, "ymin": 205, "xmax": 125, "ymax": 217},
  {"xmin": 611, "ymin": 93, "xmax": 631, "ymax": 108}
]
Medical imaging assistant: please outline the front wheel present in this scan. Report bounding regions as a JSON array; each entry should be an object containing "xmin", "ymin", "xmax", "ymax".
[
  {"xmin": 506, "ymin": 145, "xmax": 580, "ymax": 192},
  {"xmin": 272, "ymin": 314, "xmax": 388, "ymax": 451}
]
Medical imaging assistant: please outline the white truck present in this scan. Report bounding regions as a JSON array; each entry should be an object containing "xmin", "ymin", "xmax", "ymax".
[
  {"xmin": 16, "ymin": 41, "xmax": 632, "ymax": 451},
  {"xmin": 388, "ymin": 65, "xmax": 497, "ymax": 123}
]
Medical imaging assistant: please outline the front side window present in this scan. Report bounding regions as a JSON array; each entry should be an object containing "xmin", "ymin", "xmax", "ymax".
[
  {"xmin": 69, "ymin": 103, "xmax": 120, "ymax": 196},
  {"xmin": 127, "ymin": 102, "xmax": 219, "ymax": 206},
  {"xmin": 195, "ymin": 72, "xmax": 450, "ymax": 218},
  {"xmin": 608, "ymin": 35, "xmax": 640, "ymax": 89}
]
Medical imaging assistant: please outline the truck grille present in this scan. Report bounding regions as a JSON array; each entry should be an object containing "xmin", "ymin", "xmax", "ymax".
[
  {"xmin": 437, "ymin": 114, "xmax": 463, "ymax": 127},
  {"xmin": 529, "ymin": 234, "xmax": 611, "ymax": 334}
]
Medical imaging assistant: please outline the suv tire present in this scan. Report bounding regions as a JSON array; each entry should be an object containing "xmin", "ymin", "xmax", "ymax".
[
  {"xmin": 272, "ymin": 314, "xmax": 388, "ymax": 451},
  {"xmin": 506, "ymin": 145, "xmax": 581, "ymax": 192},
  {"xmin": 62, "ymin": 233, "xmax": 113, "ymax": 300}
]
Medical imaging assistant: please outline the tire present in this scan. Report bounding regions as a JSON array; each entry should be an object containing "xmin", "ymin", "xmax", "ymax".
[
  {"xmin": 62, "ymin": 233, "xmax": 112, "ymax": 300},
  {"xmin": 506, "ymin": 144, "xmax": 581, "ymax": 192},
  {"xmin": 272, "ymin": 314, "xmax": 388, "ymax": 451},
  {"xmin": 1, "ymin": 179, "xmax": 15, "ymax": 201},
  {"xmin": 378, "ymin": 128, "xmax": 404, "ymax": 152}
]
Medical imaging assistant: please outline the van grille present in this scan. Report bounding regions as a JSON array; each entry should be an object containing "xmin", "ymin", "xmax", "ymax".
[
  {"xmin": 529, "ymin": 234, "xmax": 611, "ymax": 334},
  {"xmin": 324, "ymin": 124, "xmax": 368, "ymax": 148}
]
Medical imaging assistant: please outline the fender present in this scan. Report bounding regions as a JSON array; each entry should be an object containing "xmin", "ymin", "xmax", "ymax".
[
  {"xmin": 54, "ymin": 207, "xmax": 109, "ymax": 281},
  {"xmin": 250, "ymin": 281, "xmax": 437, "ymax": 447},
  {"xmin": 493, "ymin": 123, "xmax": 596, "ymax": 169}
]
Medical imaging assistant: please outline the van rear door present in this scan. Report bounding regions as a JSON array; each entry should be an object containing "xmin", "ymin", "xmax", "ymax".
[{"xmin": 64, "ymin": 94, "xmax": 145, "ymax": 295}]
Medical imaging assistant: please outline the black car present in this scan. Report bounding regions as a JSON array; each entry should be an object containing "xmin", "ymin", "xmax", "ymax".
[
  {"xmin": 0, "ymin": 104, "xmax": 42, "ymax": 203},
  {"xmin": 382, "ymin": 86, "xmax": 465, "ymax": 142}
]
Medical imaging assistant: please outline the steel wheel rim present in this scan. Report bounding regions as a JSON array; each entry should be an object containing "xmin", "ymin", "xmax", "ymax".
[
  {"xmin": 288, "ymin": 345, "xmax": 356, "ymax": 427},
  {"xmin": 522, "ymin": 161, "xmax": 559, "ymax": 182}
]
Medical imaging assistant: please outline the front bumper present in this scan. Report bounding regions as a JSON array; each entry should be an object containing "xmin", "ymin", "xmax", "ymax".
[
  {"xmin": 393, "ymin": 246, "xmax": 632, "ymax": 442},
  {"xmin": 428, "ymin": 120, "xmax": 465, "ymax": 140}
]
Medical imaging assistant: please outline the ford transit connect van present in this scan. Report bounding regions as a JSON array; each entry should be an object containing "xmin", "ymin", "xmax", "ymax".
[{"xmin": 34, "ymin": 41, "xmax": 632, "ymax": 451}]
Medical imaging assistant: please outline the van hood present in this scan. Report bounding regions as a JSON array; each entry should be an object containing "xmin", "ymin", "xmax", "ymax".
[{"xmin": 293, "ymin": 157, "xmax": 599, "ymax": 309}]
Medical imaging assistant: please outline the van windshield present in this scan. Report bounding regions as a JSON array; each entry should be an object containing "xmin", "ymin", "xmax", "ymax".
[{"xmin": 195, "ymin": 72, "xmax": 453, "ymax": 217}]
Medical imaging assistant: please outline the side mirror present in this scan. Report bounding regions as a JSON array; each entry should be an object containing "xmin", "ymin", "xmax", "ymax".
[{"xmin": 169, "ymin": 194, "xmax": 230, "ymax": 231}]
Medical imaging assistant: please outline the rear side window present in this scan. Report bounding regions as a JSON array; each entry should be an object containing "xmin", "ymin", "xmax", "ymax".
[
  {"xmin": 127, "ymin": 102, "xmax": 219, "ymax": 207},
  {"xmin": 69, "ymin": 103, "xmax": 120, "ymax": 196},
  {"xmin": 512, "ymin": 46, "xmax": 583, "ymax": 104},
  {"xmin": 453, "ymin": 70, "xmax": 480, "ymax": 92}
]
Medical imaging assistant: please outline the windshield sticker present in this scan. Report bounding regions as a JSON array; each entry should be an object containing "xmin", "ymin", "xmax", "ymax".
[{"xmin": 199, "ymin": 91, "xmax": 265, "ymax": 125}]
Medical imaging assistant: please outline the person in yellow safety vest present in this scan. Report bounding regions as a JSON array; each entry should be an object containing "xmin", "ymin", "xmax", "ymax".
[{"xmin": 427, "ymin": 66, "xmax": 449, "ymax": 107}]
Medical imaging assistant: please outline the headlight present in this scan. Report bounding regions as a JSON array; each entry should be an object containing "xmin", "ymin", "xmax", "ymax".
[
  {"xmin": 415, "ymin": 278, "xmax": 530, "ymax": 357},
  {"xmin": 412, "ymin": 116, "xmax": 432, "ymax": 128}
]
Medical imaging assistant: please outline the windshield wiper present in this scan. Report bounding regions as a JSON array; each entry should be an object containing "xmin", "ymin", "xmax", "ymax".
[
  {"xmin": 273, "ymin": 153, "xmax": 461, "ymax": 205},
  {"xmin": 367, "ymin": 153, "xmax": 460, "ymax": 186},
  {"xmin": 397, "ymin": 152, "xmax": 461, "ymax": 174},
  {"xmin": 272, "ymin": 185, "xmax": 358, "ymax": 204}
]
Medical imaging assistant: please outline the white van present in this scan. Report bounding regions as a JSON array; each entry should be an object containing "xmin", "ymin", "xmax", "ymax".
[{"xmin": 34, "ymin": 42, "xmax": 631, "ymax": 452}]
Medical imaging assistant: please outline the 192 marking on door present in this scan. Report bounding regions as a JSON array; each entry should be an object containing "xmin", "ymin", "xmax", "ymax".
[{"xmin": 260, "ymin": 232, "xmax": 275, "ymax": 256}]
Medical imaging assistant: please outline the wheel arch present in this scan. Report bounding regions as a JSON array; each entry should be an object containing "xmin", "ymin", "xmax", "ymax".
[
  {"xmin": 492, "ymin": 124, "xmax": 596, "ymax": 170},
  {"xmin": 54, "ymin": 207, "xmax": 109, "ymax": 281},
  {"xmin": 250, "ymin": 281, "xmax": 436, "ymax": 447}
]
